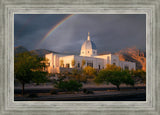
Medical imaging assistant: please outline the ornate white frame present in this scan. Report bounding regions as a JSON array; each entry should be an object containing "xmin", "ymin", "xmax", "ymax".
[{"xmin": 0, "ymin": 0, "xmax": 159, "ymax": 115}]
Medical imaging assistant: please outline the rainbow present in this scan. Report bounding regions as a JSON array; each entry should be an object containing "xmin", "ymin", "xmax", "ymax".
[{"xmin": 37, "ymin": 14, "xmax": 74, "ymax": 47}]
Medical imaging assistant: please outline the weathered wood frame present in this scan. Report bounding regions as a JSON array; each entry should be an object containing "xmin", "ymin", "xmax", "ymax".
[{"xmin": 0, "ymin": 0, "xmax": 159, "ymax": 115}]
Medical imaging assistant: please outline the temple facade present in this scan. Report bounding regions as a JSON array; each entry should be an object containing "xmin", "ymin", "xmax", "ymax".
[{"xmin": 45, "ymin": 32, "xmax": 136, "ymax": 73}]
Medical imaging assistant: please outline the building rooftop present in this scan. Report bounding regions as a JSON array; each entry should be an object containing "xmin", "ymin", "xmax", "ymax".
[{"xmin": 81, "ymin": 32, "xmax": 97, "ymax": 50}]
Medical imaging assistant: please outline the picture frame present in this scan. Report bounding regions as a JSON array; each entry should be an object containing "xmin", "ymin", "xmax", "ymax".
[{"xmin": 0, "ymin": 0, "xmax": 160, "ymax": 115}]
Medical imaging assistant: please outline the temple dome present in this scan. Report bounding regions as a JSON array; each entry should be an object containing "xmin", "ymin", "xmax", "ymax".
[
  {"xmin": 81, "ymin": 40, "xmax": 97, "ymax": 50},
  {"xmin": 81, "ymin": 32, "xmax": 97, "ymax": 50}
]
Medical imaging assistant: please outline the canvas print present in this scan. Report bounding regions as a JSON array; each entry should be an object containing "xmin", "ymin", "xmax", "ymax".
[{"xmin": 14, "ymin": 14, "xmax": 146, "ymax": 101}]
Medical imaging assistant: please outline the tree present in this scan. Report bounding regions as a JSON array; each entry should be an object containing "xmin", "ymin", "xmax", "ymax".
[
  {"xmin": 105, "ymin": 64, "xmax": 121, "ymax": 71},
  {"xmin": 121, "ymin": 70, "xmax": 134, "ymax": 86},
  {"xmin": 70, "ymin": 69, "xmax": 87, "ymax": 83},
  {"xmin": 14, "ymin": 52, "xmax": 48, "ymax": 95},
  {"xmin": 71, "ymin": 59, "xmax": 76, "ymax": 68},
  {"xmin": 83, "ymin": 66, "xmax": 97, "ymax": 79},
  {"xmin": 94, "ymin": 69, "xmax": 112, "ymax": 84},
  {"xmin": 106, "ymin": 70, "xmax": 134, "ymax": 90},
  {"xmin": 60, "ymin": 59, "xmax": 64, "ymax": 67},
  {"xmin": 106, "ymin": 71, "xmax": 123, "ymax": 90},
  {"xmin": 54, "ymin": 79, "xmax": 82, "ymax": 92},
  {"xmin": 31, "ymin": 71, "xmax": 48, "ymax": 85},
  {"xmin": 94, "ymin": 64, "xmax": 134, "ymax": 91},
  {"xmin": 132, "ymin": 69, "xmax": 146, "ymax": 84},
  {"xmin": 81, "ymin": 59, "xmax": 86, "ymax": 68}
]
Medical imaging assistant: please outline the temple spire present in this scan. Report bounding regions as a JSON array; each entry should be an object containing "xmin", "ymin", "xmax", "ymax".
[{"xmin": 87, "ymin": 32, "xmax": 90, "ymax": 40}]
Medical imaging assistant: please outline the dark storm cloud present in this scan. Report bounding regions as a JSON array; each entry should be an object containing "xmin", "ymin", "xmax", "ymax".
[
  {"xmin": 14, "ymin": 14, "xmax": 70, "ymax": 49},
  {"xmin": 14, "ymin": 14, "xmax": 146, "ymax": 53}
]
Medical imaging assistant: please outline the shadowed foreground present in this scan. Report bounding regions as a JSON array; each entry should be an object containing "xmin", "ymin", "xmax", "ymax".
[{"xmin": 14, "ymin": 86, "xmax": 146, "ymax": 101}]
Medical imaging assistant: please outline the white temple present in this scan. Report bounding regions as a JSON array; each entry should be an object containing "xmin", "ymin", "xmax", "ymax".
[{"xmin": 45, "ymin": 32, "xmax": 136, "ymax": 73}]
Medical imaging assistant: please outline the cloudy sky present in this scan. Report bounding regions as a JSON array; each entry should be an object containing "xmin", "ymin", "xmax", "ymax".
[{"xmin": 14, "ymin": 14, "xmax": 146, "ymax": 54}]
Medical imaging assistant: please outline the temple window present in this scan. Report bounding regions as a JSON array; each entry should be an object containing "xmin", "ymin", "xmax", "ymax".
[
  {"xmin": 77, "ymin": 63, "xmax": 80, "ymax": 68},
  {"xmin": 125, "ymin": 66, "xmax": 129, "ymax": 70},
  {"xmin": 66, "ymin": 64, "xmax": 70, "ymax": 68},
  {"xmin": 98, "ymin": 65, "xmax": 101, "ymax": 70},
  {"xmin": 113, "ymin": 59, "xmax": 117, "ymax": 65},
  {"xmin": 87, "ymin": 62, "xmax": 93, "ymax": 67}
]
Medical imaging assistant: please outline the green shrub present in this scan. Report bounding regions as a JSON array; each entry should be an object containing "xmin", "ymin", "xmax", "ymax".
[
  {"xmin": 50, "ymin": 90, "xmax": 58, "ymax": 94},
  {"xmin": 55, "ymin": 80, "xmax": 82, "ymax": 92}
]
